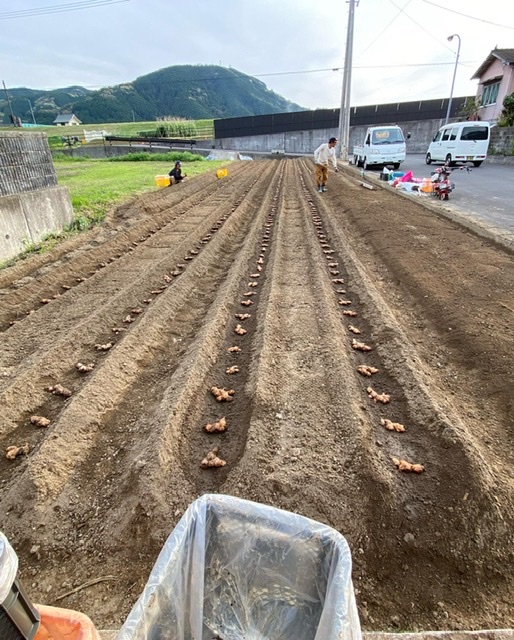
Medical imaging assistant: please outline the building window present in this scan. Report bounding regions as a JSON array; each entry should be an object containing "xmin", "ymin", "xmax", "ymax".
[{"xmin": 481, "ymin": 81, "xmax": 500, "ymax": 106}]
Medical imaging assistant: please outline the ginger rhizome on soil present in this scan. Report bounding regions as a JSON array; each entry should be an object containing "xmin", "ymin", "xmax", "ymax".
[
  {"xmin": 381, "ymin": 418, "xmax": 406, "ymax": 432},
  {"xmin": 235, "ymin": 313, "xmax": 251, "ymax": 320},
  {"xmin": 6, "ymin": 443, "xmax": 30, "ymax": 460},
  {"xmin": 211, "ymin": 386, "xmax": 235, "ymax": 402},
  {"xmin": 352, "ymin": 339, "xmax": 372, "ymax": 352},
  {"xmin": 234, "ymin": 324, "xmax": 247, "ymax": 335},
  {"xmin": 201, "ymin": 447, "xmax": 227, "ymax": 468},
  {"xmin": 47, "ymin": 384, "xmax": 72, "ymax": 398},
  {"xmin": 204, "ymin": 417, "xmax": 227, "ymax": 433},
  {"xmin": 343, "ymin": 310, "xmax": 357, "ymax": 317},
  {"xmin": 95, "ymin": 342, "xmax": 113, "ymax": 351},
  {"xmin": 392, "ymin": 457, "xmax": 424, "ymax": 473},
  {"xmin": 367, "ymin": 387, "xmax": 391, "ymax": 404},
  {"xmin": 348, "ymin": 325, "xmax": 361, "ymax": 334},
  {"xmin": 226, "ymin": 366, "xmax": 239, "ymax": 374},
  {"xmin": 76, "ymin": 362, "xmax": 95, "ymax": 373},
  {"xmin": 30, "ymin": 415, "xmax": 50, "ymax": 428},
  {"xmin": 227, "ymin": 346, "xmax": 241, "ymax": 353},
  {"xmin": 357, "ymin": 365, "xmax": 379, "ymax": 377}
]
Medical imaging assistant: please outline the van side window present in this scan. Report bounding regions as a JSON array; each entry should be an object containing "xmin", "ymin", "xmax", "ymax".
[
  {"xmin": 461, "ymin": 126, "xmax": 489, "ymax": 141},
  {"xmin": 450, "ymin": 128, "xmax": 458, "ymax": 141},
  {"xmin": 441, "ymin": 129, "xmax": 451, "ymax": 141}
]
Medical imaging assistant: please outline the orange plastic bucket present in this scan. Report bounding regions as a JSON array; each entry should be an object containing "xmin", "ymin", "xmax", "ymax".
[{"xmin": 34, "ymin": 604, "xmax": 101, "ymax": 640}]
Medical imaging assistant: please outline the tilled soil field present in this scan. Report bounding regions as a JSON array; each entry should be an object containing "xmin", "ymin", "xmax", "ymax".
[{"xmin": 1, "ymin": 158, "xmax": 513, "ymax": 634}]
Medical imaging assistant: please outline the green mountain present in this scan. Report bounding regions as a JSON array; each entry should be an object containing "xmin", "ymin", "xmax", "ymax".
[{"xmin": 1, "ymin": 66, "xmax": 304, "ymax": 125}]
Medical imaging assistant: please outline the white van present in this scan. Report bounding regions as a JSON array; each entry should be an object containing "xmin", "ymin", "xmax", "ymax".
[{"xmin": 426, "ymin": 121, "xmax": 491, "ymax": 167}]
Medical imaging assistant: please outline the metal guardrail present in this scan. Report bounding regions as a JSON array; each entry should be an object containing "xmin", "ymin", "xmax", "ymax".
[{"xmin": 104, "ymin": 136, "xmax": 197, "ymax": 147}]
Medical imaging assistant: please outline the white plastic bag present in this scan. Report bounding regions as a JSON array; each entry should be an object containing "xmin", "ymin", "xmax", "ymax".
[
  {"xmin": 0, "ymin": 531, "xmax": 18, "ymax": 605},
  {"xmin": 118, "ymin": 495, "xmax": 361, "ymax": 640}
]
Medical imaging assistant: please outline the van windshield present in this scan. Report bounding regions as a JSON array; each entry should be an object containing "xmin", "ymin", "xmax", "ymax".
[
  {"xmin": 371, "ymin": 129, "xmax": 405, "ymax": 145},
  {"xmin": 461, "ymin": 126, "xmax": 489, "ymax": 141}
]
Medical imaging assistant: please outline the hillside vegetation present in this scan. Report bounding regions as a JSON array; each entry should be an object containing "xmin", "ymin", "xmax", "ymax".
[{"xmin": 1, "ymin": 65, "xmax": 304, "ymax": 125}]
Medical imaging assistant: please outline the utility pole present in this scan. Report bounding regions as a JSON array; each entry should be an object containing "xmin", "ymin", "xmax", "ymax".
[
  {"xmin": 338, "ymin": 0, "xmax": 357, "ymax": 161},
  {"xmin": 2, "ymin": 80, "xmax": 18, "ymax": 126},
  {"xmin": 28, "ymin": 99, "xmax": 36, "ymax": 125}
]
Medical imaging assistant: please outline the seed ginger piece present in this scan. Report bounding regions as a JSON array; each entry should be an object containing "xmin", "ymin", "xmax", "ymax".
[
  {"xmin": 348, "ymin": 325, "xmax": 361, "ymax": 334},
  {"xmin": 6, "ymin": 443, "xmax": 30, "ymax": 460},
  {"xmin": 338, "ymin": 299, "xmax": 352, "ymax": 306},
  {"xmin": 333, "ymin": 278, "xmax": 345, "ymax": 284},
  {"xmin": 343, "ymin": 310, "xmax": 357, "ymax": 317},
  {"xmin": 367, "ymin": 386, "xmax": 390, "ymax": 404},
  {"xmin": 243, "ymin": 291, "xmax": 256, "ymax": 297},
  {"xmin": 234, "ymin": 324, "xmax": 247, "ymax": 335},
  {"xmin": 352, "ymin": 339, "xmax": 372, "ymax": 352},
  {"xmin": 76, "ymin": 362, "xmax": 95, "ymax": 372},
  {"xmin": 228, "ymin": 346, "xmax": 241, "ymax": 353},
  {"xmin": 226, "ymin": 366, "xmax": 239, "ymax": 374},
  {"xmin": 201, "ymin": 447, "xmax": 227, "ymax": 468},
  {"xmin": 30, "ymin": 415, "xmax": 50, "ymax": 428},
  {"xmin": 249, "ymin": 273, "xmax": 260, "ymax": 278},
  {"xmin": 204, "ymin": 417, "xmax": 227, "ymax": 433},
  {"xmin": 47, "ymin": 384, "xmax": 72, "ymax": 398},
  {"xmin": 211, "ymin": 386, "xmax": 235, "ymax": 402},
  {"xmin": 241, "ymin": 300, "xmax": 253, "ymax": 307},
  {"xmin": 95, "ymin": 342, "xmax": 113, "ymax": 351},
  {"xmin": 381, "ymin": 418, "xmax": 406, "ymax": 433},
  {"xmin": 248, "ymin": 282, "xmax": 258, "ymax": 288},
  {"xmin": 392, "ymin": 457, "xmax": 424, "ymax": 473},
  {"xmin": 357, "ymin": 365, "xmax": 379, "ymax": 377},
  {"xmin": 235, "ymin": 313, "xmax": 251, "ymax": 320},
  {"xmin": 123, "ymin": 315, "xmax": 134, "ymax": 324}
]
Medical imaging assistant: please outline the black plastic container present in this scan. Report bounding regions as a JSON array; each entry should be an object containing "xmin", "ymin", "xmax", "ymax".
[{"xmin": 0, "ymin": 577, "xmax": 40, "ymax": 640}]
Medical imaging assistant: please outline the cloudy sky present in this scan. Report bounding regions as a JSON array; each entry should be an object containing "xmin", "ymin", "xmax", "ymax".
[{"xmin": 1, "ymin": 0, "xmax": 511, "ymax": 110}]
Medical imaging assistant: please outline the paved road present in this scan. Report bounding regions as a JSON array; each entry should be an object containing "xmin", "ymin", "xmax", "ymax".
[{"xmin": 384, "ymin": 154, "xmax": 514, "ymax": 237}]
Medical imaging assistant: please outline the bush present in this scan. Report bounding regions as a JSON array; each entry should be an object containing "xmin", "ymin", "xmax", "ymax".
[{"xmin": 106, "ymin": 151, "xmax": 204, "ymax": 162}]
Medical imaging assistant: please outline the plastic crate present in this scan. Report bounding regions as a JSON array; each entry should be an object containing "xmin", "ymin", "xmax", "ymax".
[
  {"xmin": 34, "ymin": 604, "xmax": 101, "ymax": 640},
  {"xmin": 0, "ymin": 578, "xmax": 40, "ymax": 640},
  {"xmin": 154, "ymin": 175, "xmax": 171, "ymax": 187}
]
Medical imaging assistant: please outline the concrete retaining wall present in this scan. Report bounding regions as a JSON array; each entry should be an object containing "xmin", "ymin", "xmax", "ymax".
[
  {"xmin": 0, "ymin": 132, "xmax": 74, "ymax": 262},
  {"xmin": 0, "ymin": 186, "xmax": 74, "ymax": 261}
]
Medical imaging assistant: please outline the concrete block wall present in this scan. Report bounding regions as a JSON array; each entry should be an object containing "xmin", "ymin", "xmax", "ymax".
[
  {"xmin": 0, "ymin": 131, "xmax": 57, "ymax": 196},
  {"xmin": 0, "ymin": 132, "xmax": 74, "ymax": 262},
  {"xmin": 489, "ymin": 126, "xmax": 514, "ymax": 155}
]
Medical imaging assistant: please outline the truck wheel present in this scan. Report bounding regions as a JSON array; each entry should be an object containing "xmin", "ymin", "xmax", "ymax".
[
  {"xmin": 393, "ymin": 163, "xmax": 400, "ymax": 170},
  {"xmin": 425, "ymin": 153, "xmax": 432, "ymax": 165},
  {"xmin": 473, "ymin": 161, "xmax": 482, "ymax": 168}
]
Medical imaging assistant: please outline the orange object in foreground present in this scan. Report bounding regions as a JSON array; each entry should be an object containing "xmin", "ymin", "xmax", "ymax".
[{"xmin": 34, "ymin": 604, "xmax": 101, "ymax": 640}]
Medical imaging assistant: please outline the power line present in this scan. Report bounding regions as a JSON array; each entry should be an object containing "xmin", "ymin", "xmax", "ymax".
[
  {"xmin": 422, "ymin": 1, "xmax": 514, "ymax": 30},
  {"xmin": 356, "ymin": 0, "xmax": 413, "ymax": 59},
  {"xmin": 0, "ymin": 0, "xmax": 130, "ymax": 20},
  {"xmin": 387, "ymin": 0, "xmax": 456, "ymax": 53}
]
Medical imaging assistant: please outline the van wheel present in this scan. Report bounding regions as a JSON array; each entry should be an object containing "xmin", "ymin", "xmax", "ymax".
[
  {"xmin": 393, "ymin": 163, "xmax": 400, "ymax": 170},
  {"xmin": 473, "ymin": 161, "xmax": 482, "ymax": 168},
  {"xmin": 425, "ymin": 153, "xmax": 432, "ymax": 165},
  {"xmin": 445, "ymin": 154, "xmax": 455, "ymax": 167},
  {"xmin": 353, "ymin": 155, "xmax": 358, "ymax": 166},
  {"xmin": 363, "ymin": 158, "xmax": 368, "ymax": 170}
]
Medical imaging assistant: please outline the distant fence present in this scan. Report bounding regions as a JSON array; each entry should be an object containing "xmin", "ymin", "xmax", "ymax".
[
  {"xmin": 104, "ymin": 136, "xmax": 197, "ymax": 150},
  {"xmin": 214, "ymin": 97, "xmax": 471, "ymax": 139}
]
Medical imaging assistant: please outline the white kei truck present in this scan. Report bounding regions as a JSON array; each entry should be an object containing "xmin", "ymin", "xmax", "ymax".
[{"xmin": 353, "ymin": 125, "xmax": 409, "ymax": 170}]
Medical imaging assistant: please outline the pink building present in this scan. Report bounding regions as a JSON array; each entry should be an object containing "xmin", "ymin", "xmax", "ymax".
[{"xmin": 472, "ymin": 48, "xmax": 514, "ymax": 122}]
